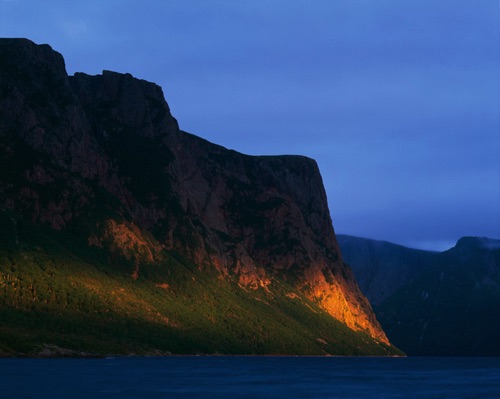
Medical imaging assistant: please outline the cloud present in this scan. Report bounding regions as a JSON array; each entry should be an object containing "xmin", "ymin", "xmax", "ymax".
[{"xmin": 60, "ymin": 20, "xmax": 90, "ymax": 39}]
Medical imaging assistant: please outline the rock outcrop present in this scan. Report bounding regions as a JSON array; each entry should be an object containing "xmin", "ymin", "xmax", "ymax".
[{"xmin": 0, "ymin": 39, "xmax": 389, "ymax": 345}]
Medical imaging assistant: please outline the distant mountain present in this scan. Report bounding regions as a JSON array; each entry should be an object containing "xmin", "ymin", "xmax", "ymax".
[
  {"xmin": 0, "ymin": 39, "xmax": 400, "ymax": 356},
  {"xmin": 340, "ymin": 235, "xmax": 500, "ymax": 356},
  {"xmin": 337, "ymin": 235, "xmax": 438, "ymax": 306}
]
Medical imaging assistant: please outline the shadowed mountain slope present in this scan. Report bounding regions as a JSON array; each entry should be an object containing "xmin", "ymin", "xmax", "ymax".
[
  {"xmin": 337, "ymin": 235, "xmax": 438, "ymax": 306},
  {"xmin": 339, "ymin": 235, "xmax": 500, "ymax": 356}
]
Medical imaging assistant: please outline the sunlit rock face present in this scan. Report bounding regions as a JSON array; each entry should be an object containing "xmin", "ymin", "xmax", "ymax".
[{"xmin": 0, "ymin": 38, "xmax": 388, "ymax": 344}]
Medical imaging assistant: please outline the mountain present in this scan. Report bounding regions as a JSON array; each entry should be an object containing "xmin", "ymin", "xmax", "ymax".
[
  {"xmin": 337, "ymin": 235, "xmax": 438, "ymax": 306},
  {"xmin": 339, "ymin": 235, "xmax": 500, "ymax": 356},
  {"xmin": 0, "ymin": 39, "xmax": 400, "ymax": 356}
]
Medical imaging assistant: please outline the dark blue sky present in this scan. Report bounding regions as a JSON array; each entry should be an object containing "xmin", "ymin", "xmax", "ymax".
[{"xmin": 2, "ymin": 1, "xmax": 499, "ymax": 250}]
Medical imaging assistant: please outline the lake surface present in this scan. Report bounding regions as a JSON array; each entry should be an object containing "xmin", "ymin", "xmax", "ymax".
[{"xmin": 0, "ymin": 356, "xmax": 498, "ymax": 398}]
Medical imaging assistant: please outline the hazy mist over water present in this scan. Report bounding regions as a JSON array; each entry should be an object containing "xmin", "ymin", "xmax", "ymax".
[{"xmin": 1, "ymin": 356, "xmax": 499, "ymax": 398}]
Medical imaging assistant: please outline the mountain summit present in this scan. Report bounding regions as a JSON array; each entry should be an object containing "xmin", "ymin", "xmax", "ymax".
[{"xmin": 0, "ymin": 39, "xmax": 398, "ymax": 356}]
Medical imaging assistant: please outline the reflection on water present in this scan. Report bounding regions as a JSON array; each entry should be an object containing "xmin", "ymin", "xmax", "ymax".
[{"xmin": 0, "ymin": 356, "xmax": 499, "ymax": 398}]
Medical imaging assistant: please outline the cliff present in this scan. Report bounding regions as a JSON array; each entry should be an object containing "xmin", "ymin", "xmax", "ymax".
[
  {"xmin": 337, "ymin": 235, "xmax": 438, "ymax": 305},
  {"xmin": 376, "ymin": 236, "xmax": 500, "ymax": 356},
  {"xmin": 341, "ymin": 234, "xmax": 500, "ymax": 356},
  {"xmin": 0, "ymin": 39, "xmax": 395, "ymax": 355}
]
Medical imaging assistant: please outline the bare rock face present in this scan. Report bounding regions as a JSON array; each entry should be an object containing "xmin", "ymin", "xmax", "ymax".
[
  {"xmin": 0, "ymin": 39, "xmax": 388, "ymax": 344},
  {"xmin": 163, "ymin": 135, "xmax": 387, "ymax": 341}
]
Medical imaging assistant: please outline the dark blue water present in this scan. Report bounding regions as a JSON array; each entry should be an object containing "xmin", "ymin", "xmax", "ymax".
[{"xmin": 0, "ymin": 356, "xmax": 498, "ymax": 398}]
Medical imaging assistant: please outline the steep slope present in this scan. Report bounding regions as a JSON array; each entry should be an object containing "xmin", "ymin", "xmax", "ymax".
[
  {"xmin": 342, "ymin": 234, "xmax": 500, "ymax": 356},
  {"xmin": 0, "ymin": 209, "xmax": 396, "ymax": 356},
  {"xmin": 0, "ymin": 38, "xmax": 397, "ymax": 356},
  {"xmin": 376, "ymin": 237, "xmax": 500, "ymax": 356},
  {"xmin": 337, "ymin": 235, "xmax": 438, "ymax": 306}
]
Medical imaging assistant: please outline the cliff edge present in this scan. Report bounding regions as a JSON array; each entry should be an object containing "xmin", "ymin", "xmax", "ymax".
[{"xmin": 0, "ymin": 39, "xmax": 392, "ymax": 353}]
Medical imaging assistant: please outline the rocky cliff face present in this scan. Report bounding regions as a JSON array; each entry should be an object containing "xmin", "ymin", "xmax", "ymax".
[
  {"xmin": 0, "ymin": 39, "xmax": 388, "ymax": 345},
  {"xmin": 343, "ymin": 235, "xmax": 500, "ymax": 356},
  {"xmin": 394, "ymin": 236, "xmax": 500, "ymax": 356},
  {"xmin": 338, "ymin": 235, "xmax": 438, "ymax": 306}
]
